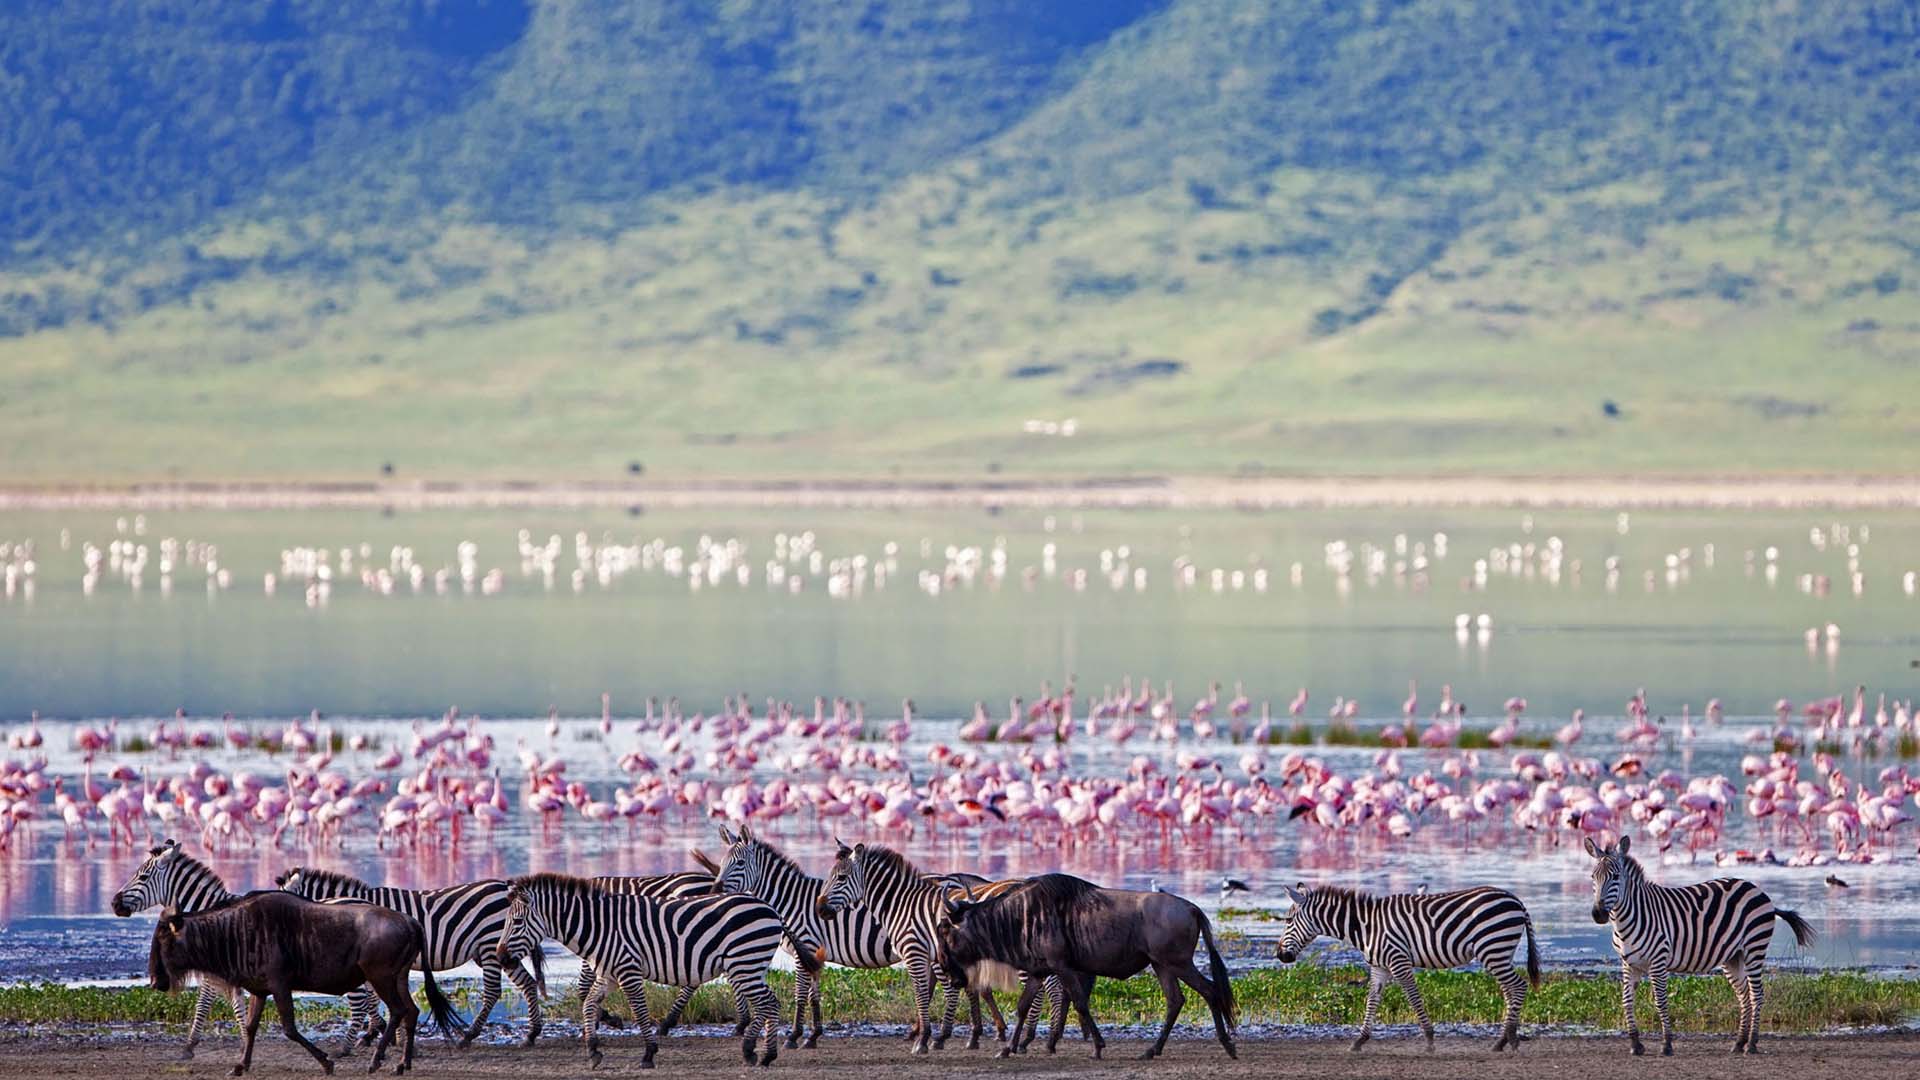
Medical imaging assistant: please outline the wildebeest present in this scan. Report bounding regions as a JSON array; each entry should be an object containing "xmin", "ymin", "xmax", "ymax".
[
  {"xmin": 933, "ymin": 873, "xmax": 1237, "ymax": 1060},
  {"xmin": 148, "ymin": 891, "xmax": 459, "ymax": 1076}
]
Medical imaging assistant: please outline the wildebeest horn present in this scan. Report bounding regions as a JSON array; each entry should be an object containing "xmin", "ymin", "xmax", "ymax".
[{"xmin": 937, "ymin": 875, "xmax": 977, "ymax": 901}]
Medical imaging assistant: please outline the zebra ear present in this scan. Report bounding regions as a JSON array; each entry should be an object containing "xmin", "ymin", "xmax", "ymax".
[
  {"xmin": 1583, "ymin": 836, "xmax": 1604, "ymax": 859},
  {"xmin": 739, "ymin": 823, "xmax": 754, "ymax": 843},
  {"xmin": 717, "ymin": 825, "xmax": 736, "ymax": 845},
  {"xmin": 1616, "ymin": 834, "xmax": 1631, "ymax": 857},
  {"xmin": 834, "ymin": 836, "xmax": 851, "ymax": 858},
  {"xmin": 1283, "ymin": 884, "xmax": 1306, "ymax": 906}
]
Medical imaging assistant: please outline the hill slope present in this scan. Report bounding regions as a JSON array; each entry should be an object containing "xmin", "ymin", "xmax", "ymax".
[{"xmin": 2, "ymin": 0, "xmax": 1917, "ymax": 482}]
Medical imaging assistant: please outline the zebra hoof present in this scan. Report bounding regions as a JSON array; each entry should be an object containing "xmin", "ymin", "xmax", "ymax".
[
  {"xmin": 995, "ymin": 1048, "xmax": 1013, "ymax": 1060},
  {"xmin": 1630, "ymin": 1041, "xmax": 1645, "ymax": 1056},
  {"xmin": 1662, "ymin": 1045, "xmax": 1673, "ymax": 1058},
  {"xmin": 587, "ymin": 1050, "xmax": 604, "ymax": 1070},
  {"xmin": 803, "ymin": 1036, "xmax": 820, "ymax": 1050}
]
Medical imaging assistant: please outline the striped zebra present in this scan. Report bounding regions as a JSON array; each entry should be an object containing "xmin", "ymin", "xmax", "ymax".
[
  {"xmin": 277, "ymin": 866, "xmax": 542, "ymax": 1046},
  {"xmin": 819, "ymin": 840, "xmax": 1061, "ymax": 1054},
  {"xmin": 110, "ymin": 840, "xmax": 262, "ymax": 1059},
  {"xmin": 1585, "ymin": 835, "xmax": 1815, "ymax": 1055},
  {"xmin": 496, "ymin": 868, "xmax": 724, "ymax": 1032},
  {"xmin": 497, "ymin": 872, "xmax": 801, "ymax": 1068},
  {"xmin": 1277, "ymin": 881, "xmax": 1540, "ymax": 1052}
]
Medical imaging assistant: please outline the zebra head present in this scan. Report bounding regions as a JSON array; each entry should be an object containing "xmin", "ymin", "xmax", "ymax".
[
  {"xmin": 1584, "ymin": 834, "xmax": 1632, "ymax": 923},
  {"xmin": 1274, "ymin": 882, "xmax": 1325, "ymax": 964},
  {"xmin": 497, "ymin": 880, "xmax": 553, "ymax": 998},
  {"xmin": 715, "ymin": 824, "xmax": 760, "ymax": 896},
  {"xmin": 112, "ymin": 838, "xmax": 185, "ymax": 916},
  {"xmin": 818, "ymin": 838, "xmax": 864, "ymax": 919}
]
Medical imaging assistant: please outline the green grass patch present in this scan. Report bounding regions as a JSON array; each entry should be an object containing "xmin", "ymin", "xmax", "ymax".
[{"xmin": 19, "ymin": 968, "xmax": 1906, "ymax": 1034}]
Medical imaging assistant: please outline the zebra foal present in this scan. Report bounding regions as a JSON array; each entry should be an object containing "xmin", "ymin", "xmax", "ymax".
[
  {"xmin": 1585, "ymin": 835, "xmax": 1814, "ymax": 1055},
  {"xmin": 1276, "ymin": 881, "xmax": 1540, "ymax": 1051}
]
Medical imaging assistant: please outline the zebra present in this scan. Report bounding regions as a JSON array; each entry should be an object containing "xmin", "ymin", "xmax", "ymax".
[
  {"xmin": 819, "ymin": 840, "xmax": 1062, "ymax": 1054},
  {"xmin": 1585, "ymin": 834, "xmax": 1815, "ymax": 1055},
  {"xmin": 277, "ymin": 865, "xmax": 543, "ymax": 1047},
  {"xmin": 497, "ymin": 872, "xmax": 801, "ymax": 1068},
  {"xmin": 1277, "ymin": 881, "xmax": 1540, "ymax": 1052},
  {"xmin": 493, "ymin": 867, "xmax": 725, "ymax": 1032},
  {"xmin": 110, "ymin": 839, "xmax": 262, "ymax": 1059}
]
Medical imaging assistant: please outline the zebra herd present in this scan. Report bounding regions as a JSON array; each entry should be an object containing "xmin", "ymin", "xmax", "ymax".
[{"xmin": 112, "ymin": 831, "xmax": 1816, "ymax": 1071}]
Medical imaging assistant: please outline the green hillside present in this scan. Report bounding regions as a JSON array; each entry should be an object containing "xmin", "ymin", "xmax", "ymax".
[{"xmin": 2, "ymin": 0, "xmax": 1917, "ymax": 483}]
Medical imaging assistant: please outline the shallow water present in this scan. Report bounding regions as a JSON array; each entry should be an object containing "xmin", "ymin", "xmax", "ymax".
[{"xmin": 0, "ymin": 507, "xmax": 1917, "ymax": 981}]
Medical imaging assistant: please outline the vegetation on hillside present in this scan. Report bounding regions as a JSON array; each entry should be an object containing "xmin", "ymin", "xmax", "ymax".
[{"xmin": 1, "ymin": 1, "xmax": 1916, "ymax": 481}]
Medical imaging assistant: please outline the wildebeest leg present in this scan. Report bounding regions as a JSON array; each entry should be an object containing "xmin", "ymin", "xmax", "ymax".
[
  {"xmin": 233, "ymin": 991, "xmax": 267, "ymax": 1077},
  {"xmin": 503, "ymin": 956, "xmax": 544, "ymax": 1047},
  {"xmin": 1177, "ymin": 963, "xmax": 1237, "ymax": 1059},
  {"xmin": 1143, "ymin": 964, "xmax": 1186, "ymax": 1058},
  {"xmin": 366, "ymin": 968, "xmax": 415, "ymax": 1075},
  {"xmin": 1061, "ymin": 973, "xmax": 1104, "ymax": 1059},
  {"xmin": 272, "ymin": 987, "xmax": 334, "ymax": 1074},
  {"xmin": 996, "ymin": 978, "xmax": 1041, "ymax": 1059}
]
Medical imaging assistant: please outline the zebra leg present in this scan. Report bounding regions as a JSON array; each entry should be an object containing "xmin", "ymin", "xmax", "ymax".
[
  {"xmin": 579, "ymin": 962, "xmax": 626, "ymax": 1029},
  {"xmin": 615, "ymin": 970, "xmax": 660, "ymax": 1069},
  {"xmin": 1354, "ymin": 966, "xmax": 1385, "ymax": 1051},
  {"xmin": 657, "ymin": 985, "xmax": 697, "ymax": 1035},
  {"xmin": 1488, "ymin": 954, "xmax": 1527, "ymax": 1051},
  {"xmin": 1621, "ymin": 961, "xmax": 1646, "ymax": 1055},
  {"xmin": 1046, "ymin": 975, "xmax": 1067, "ymax": 1051},
  {"xmin": 581, "ymin": 969, "xmax": 613, "ymax": 1069},
  {"xmin": 931, "ymin": 966, "xmax": 962, "ymax": 1050},
  {"xmin": 1389, "ymin": 960, "xmax": 1434, "ymax": 1052},
  {"xmin": 503, "ymin": 956, "xmax": 544, "ymax": 1047},
  {"xmin": 1744, "ymin": 965, "xmax": 1766, "ymax": 1054},
  {"xmin": 1649, "ymin": 962, "xmax": 1673, "ymax": 1056},
  {"xmin": 1143, "ymin": 963, "xmax": 1185, "ymax": 1058},
  {"xmin": 459, "ymin": 956, "xmax": 504, "ymax": 1047},
  {"xmin": 904, "ymin": 947, "xmax": 936, "ymax": 1054},
  {"xmin": 785, "ymin": 965, "xmax": 812, "ymax": 1049},
  {"xmin": 182, "ymin": 983, "xmax": 218, "ymax": 1059},
  {"xmin": 1723, "ymin": 959, "xmax": 1751, "ymax": 1053},
  {"xmin": 996, "ymin": 978, "xmax": 1040, "ymax": 1059},
  {"xmin": 738, "ymin": 974, "xmax": 782, "ymax": 1067},
  {"xmin": 340, "ymin": 986, "xmax": 380, "ymax": 1054},
  {"xmin": 807, "ymin": 972, "xmax": 824, "ymax": 1049}
]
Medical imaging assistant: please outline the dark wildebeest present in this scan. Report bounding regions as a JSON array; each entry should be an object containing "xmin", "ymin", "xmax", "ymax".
[
  {"xmin": 933, "ymin": 873, "xmax": 1237, "ymax": 1060},
  {"xmin": 148, "ymin": 891, "xmax": 460, "ymax": 1076}
]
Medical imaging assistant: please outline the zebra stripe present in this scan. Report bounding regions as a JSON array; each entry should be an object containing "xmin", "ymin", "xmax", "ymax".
[
  {"xmin": 1586, "ymin": 835, "xmax": 1814, "ymax": 1055},
  {"xmin": 499, "ymin": 872, "xmax": 790, "ymax": 1069},
  {"xmin": 277, "ymin": 866, "xmax": 543, "ymax": 1047},
  {"xmin": 1277, "ymin": 882, "xmax": 1539, "ymax": 1052},
  {"xmin": 820, "ymin": 841, "xmax": 1063, "ymax": 1055}
]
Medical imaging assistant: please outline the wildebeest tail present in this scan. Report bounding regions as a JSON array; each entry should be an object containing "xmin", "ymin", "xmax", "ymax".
[
  {"xmin": 408, "ymin": 918, "xmax": 465, "ymax": 1037},
  {"xmin": 1197, "ymin": 910, "xmax": 1236, "ymax": 1031},
  {"xmin": 1776, "ymin": 907, "xmax": 1817, "ymax": 948},
  {"xmin": 1524, "ymin": 913, "xmax": 1541, "ymax": 988}
]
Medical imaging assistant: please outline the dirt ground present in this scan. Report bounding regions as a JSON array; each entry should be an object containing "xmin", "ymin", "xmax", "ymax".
[{"xmin": 0, "ymin": 1029, "xmax": 1914, "ymax": 1080}]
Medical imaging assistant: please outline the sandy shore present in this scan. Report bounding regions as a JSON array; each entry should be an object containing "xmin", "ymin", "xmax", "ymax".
[
  {"xmin": 0, "ymin": 1029, "xmax": 1911, "ymax": 1079},
  {"xmin": 2, "ymin": 474, "xmax": 1917, "ymax": 512}
]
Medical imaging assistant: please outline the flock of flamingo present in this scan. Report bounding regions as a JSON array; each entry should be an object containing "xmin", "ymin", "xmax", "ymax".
[{"xmin": 2, "ymin": 677, "xmax": 1916, "ymax": 868}]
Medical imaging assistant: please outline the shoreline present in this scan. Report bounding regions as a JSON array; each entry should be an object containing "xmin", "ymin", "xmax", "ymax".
[{"xmin": 2, "ymin": 474, "xmax": 1918, "ymax": 512}]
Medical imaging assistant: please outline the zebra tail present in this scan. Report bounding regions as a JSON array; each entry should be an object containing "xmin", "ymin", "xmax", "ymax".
[
  {"xmin": 791, "ymin": 930, "xmax": 826, "ymax": 976},
  {"xmin": 1776, "ymin": 907, "xmax": 1817, "ymax": 948},
  {"xmin": 688, "ymin": 848, "xmax": 722, "ymax": 880},
  {"xmin": 1197, "ymin": 910, "xmax": 1237, "ymax": 1031},
  {"xmin": 1525, "ymin": 915, "xmax": 1541, "ymax": 988}
]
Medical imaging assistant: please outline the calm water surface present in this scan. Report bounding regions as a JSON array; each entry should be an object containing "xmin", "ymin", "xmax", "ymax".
[{"xmin": 1, "ymin": 507, "xmax": 1916, "ymax": 980}]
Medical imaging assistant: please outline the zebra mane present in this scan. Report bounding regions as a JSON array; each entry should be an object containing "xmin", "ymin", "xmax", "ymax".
[
  {"xmin": 511, "ymin": 871, "xmax": 606, "ymax": 898},
  {"xmin": 1308, "ymin": 885, "xmax": 1371, "ymax": 904},
  {"xmin": 744, "ymin": 835, "xmax": 814, "ymax": 881},
  {"xmin": 150, "ymin": 845, "xmax": 226, "ymax": 889},
  {"xmin": 858, "ymin": 843, "xmax": 924, "ymax": 882},
  {"xmin": 288, "ymin": 866, "xmax": 372, "ymax": 891}
]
